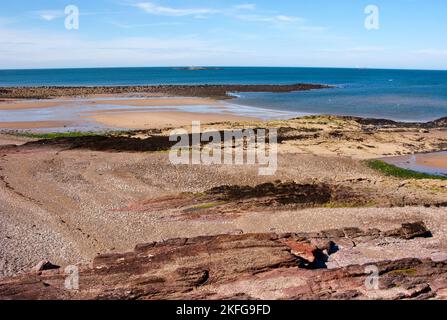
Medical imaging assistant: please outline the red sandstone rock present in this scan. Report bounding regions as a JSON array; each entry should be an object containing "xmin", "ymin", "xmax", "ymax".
[
  {"xmin": 0, "ymin": 225, "xmax": 444, "ymax": 300},
  {"xmin": 282, "ymin": 239, "xmax": 319, "ymax": 263}
]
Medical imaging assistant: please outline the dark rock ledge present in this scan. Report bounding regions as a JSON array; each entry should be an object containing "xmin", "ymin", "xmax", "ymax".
[{"xmin": 0, "ymin": 84, "xmax": 330, "ymax": 100}]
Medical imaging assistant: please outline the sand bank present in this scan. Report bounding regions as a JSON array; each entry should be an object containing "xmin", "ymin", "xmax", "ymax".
[
  {"xmin": 86, "ymin": 111, "xmax": 257, "ymax": 129},
  {"xmin": 0, "ymin": 100, "xmax": 75, "ymax": 111},
  {"xmin": 0, "ymin": 121, "xmax": 72, "ymax": 129},
  {"xmin": 0, "ymin": 96, "xmax": 253, "ymax": 131},
  {"xmin": 0, "ymin": 97, "xmax": 219, "ymax": 111}
]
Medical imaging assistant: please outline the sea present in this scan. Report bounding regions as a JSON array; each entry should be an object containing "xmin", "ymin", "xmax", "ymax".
[{"xmin": 1, "ymin": 67, "xmax": 447, "ymax": 122}]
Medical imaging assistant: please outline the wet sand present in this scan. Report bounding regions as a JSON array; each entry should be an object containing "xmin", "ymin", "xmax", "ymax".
[
  {"xmin": 416, "ymin": 152, "xmax": 447, "ymax": 169},
  {"xmin": 0, "ymin": 97, "xmax": 220, "ymax": 111},
  {"xmin": 0, "ymin": 97, "xmax": 256, "ymax": 131},
  {"xmin": 0, "ymin": 121, "xmax": 73, "ymax": 130},
  {"xmin": 0, "ymin": 100, "xmax": 71, "ymax": 111},
  {"xmin": 86, "ymin": 111, "xmax": 258, "ymax": 129}
]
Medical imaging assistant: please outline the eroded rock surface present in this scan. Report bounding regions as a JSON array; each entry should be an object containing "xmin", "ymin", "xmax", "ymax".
[{"xmin": 1, "ymin": 223, "xmax": 444, "ymax": 300}]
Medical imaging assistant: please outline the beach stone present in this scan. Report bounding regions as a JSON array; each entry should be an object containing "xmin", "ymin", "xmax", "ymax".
[
  {"xmin": 32, "ymin": 260, "xmax": 60, "ymax": 272},
  {"xmin": 334, "ymin": 238, "xmax": 356, "ymax": 250},
  {"xmin": 228, "ymin": 229, "xmax": 244, "ymax": 235},
  {"xmin": 310, "ymin": 239, "xmax": 336, "ymax": 254},
  {"xmin": 282, "ymin": 239, "xmax": 319, "ymax": 263},
  {"xmin": 383, "ymin": 221, "xmax": 432, "ymax": 240}
]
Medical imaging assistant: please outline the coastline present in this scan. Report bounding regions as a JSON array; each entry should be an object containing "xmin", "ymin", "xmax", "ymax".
[
  {"xmin": 0, "ymin": 84, "xmax": 328, "ymax": 131},
  {"xmin": 0, "ymin": 96, "xmax": 261, "ymax": 130},
  {"xmin": 1, "ymin": 113, "xmax": 447, "ymax": 292},
  {"xmin": 1, "ymin": 99, "xmax": 447, "ymax": 298},
  {"xmin": 83, "ymin": 110, "xmax": 258, "ymax": 129},
  {"xmin": 0, "ymin": 97, "xmax": 221, "ymax": 111},
  {"xmin": 0, "ymin": 83, "xmax": 330, "ymax": 100},
  {"xmin": 2, "ymin": 0, "xmax": 447, "ymax": 299}
]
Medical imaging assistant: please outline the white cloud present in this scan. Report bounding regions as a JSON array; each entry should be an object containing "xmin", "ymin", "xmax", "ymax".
[
  {"xmin": 296, "ymin": 26, "xmax": 328, "ymax": 32},
  {"xmin": 35, "ymin": 10, "xmax": 64, "ymax": 21},
  {"xmin": 1, "ymin": 26, "xmax": 445, "ymax": 70},
  {"xmin": 131, "ymin": 2, "xmax": 316, "ymax": 29},
  {"xmin": 0, "ymin": 28, "xmax": 244, "ymax": 69},
  {"xmin": 233, "ymin": 4, "xmax": 256, "ymax": 10},
  {"xmin": 323, "ymin": 47, "xmax": 385, "ymax": 53},
  {"xmin": 413, "ymin": 49, "xmax": 447, "ymax": 56},
  {"xmin": 133, "ymin": 2, "xmax": 219, "ymax": 17},
  {"xmin": 345, "ymin": 46, "xmax": 385, "ymax": 53},
  {"xmin": 111, "ymin": 21, "xmax": 182, "ymax": 29},
  {"xmin": 275, "ymin": 15, "xmax": 300, "ymax": 22},
  {"xmin": 236, "ymin": 14, "xmax": 305, "ymax": 24},
  {"xmin": 40, "ymin": 15, "xmax": 57, "ymax": 21}
]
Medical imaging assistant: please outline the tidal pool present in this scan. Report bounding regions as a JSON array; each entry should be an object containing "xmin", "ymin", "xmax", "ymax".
[{"xmin": 381, "ymin": 151, "xmax": 447, "ymax": 177}]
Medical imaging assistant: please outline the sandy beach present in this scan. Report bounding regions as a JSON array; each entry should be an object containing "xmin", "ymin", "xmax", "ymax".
[
  {"xmin": 0, "ymin": 100, "xmax": 71, "ymax": 111},
  {"xmin": 1, "ymin": 86, "xmax": 447, "ymax": 300},
  {"xmin": 0, "ymin": 84, "xmax": 328, "ymax": 132},
  {"xmin": 86, "ymin": 111, "xmax": 257, "ymax": 129},
  {"xmin": 1, "ymin": 114, "xmax": 447, "ymax": 300},
  {"xmin": 2, "ymin": 0, "xmax": 447, "ymax": 302},
  {"xmin": 0, "ymin": 97, "xmax": 220, "ymax": 111},
  {"xmin": 0, "ymin": 121, "xmax": 73, "ymax": 130},
  {"xmin": 0, "ymin": 96, "xmax": 257, "ymax": 130}
]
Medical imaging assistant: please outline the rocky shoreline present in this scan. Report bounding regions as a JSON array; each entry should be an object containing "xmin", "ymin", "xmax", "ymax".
[
  {"xmin": 1, "ymin": 222, "xmax": 445, "ymax": 300},
  {"xmin": 1, "ymin": 112, "xmax": 447, "ymax": 300},
  {"xmin": 0, "ymin": 83, "xmax": 330, "ymax": 100}
]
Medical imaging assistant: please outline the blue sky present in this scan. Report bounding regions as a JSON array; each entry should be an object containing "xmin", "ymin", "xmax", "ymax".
[{"xmin": 0, "ymin": 0, "xmax": 446, "ymax": 69}]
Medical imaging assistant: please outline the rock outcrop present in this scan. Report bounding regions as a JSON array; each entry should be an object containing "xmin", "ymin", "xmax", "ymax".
[
  {"xmin": 0, "ymin": 222, "xmax": 445, "ymax": 300},
  {"xmin": 0, "ymin": 84, "xmax": 329, "ymax": 100}
]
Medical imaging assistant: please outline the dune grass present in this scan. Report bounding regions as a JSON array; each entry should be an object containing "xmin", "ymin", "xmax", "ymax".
[{"xmin": 366, "ymin": 160, "xmax": 447, "ymax": 180}]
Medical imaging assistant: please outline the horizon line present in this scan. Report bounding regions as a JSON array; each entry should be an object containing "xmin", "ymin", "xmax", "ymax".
[{"xmin": 1, "ymin": 65, "xmax": 447, "ymax": 72}]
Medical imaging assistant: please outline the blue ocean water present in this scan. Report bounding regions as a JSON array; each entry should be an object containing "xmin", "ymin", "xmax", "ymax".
[{"xmin": 1, "ymin": 67, "xmax": 447, "ymax": 122}]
